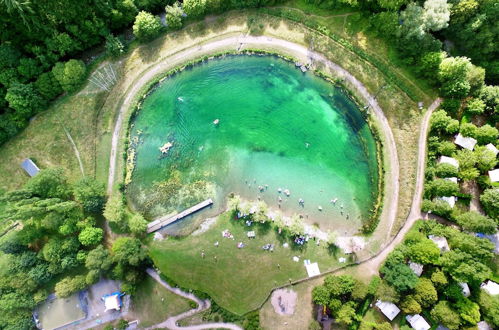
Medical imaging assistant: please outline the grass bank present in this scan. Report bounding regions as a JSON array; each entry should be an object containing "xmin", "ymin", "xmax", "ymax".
[{"xmin": 150, "ymin": 213, "xmax": 352, "ymax": 315}]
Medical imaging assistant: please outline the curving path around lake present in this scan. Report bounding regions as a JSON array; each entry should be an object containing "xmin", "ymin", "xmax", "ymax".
[
  {"xmin": 106, "ymin": 34, "xmax": 400, "ymax": 243},
  {"xmin": 145, "ymin": 268, "xmax": 243, "ymax": 330}
]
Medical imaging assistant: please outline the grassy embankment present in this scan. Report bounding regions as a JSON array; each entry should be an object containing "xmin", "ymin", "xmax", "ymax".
[
  {"xmin": 127, "ymin": 276, "xmax": 192, "ymax": 327},
  {"xmin": 150, "ymin": 212, "xmax": 351, "ymax": 315}
]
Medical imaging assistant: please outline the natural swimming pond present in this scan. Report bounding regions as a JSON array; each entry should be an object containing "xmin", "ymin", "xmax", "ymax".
[{"xmin": 127, "ymin": 55, "xmax": 379, "ymax": 234}]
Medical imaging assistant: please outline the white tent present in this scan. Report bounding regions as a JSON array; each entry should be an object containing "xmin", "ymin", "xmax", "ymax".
[
  {"xmin": 428, "ymin": 235, "xmax": 450, "ymax": 253},
  {"xmin": 477, "ymin": 321, "xmax": 492, "ymax": 330},
  {"xmin": 459, "ymin": 282, "xmax": 470, "ymax": 297},
  {"xmin": 406, "ymin": 314, "xmax": 430, "ymax": 330},
  {"xmin": 486, "ymin": 144, "xmax": 499, "ymax": 156},
  {"xmin": 438, "ymin": 196, "xmax": 457, "ymax": 208},
  {"xmin": 481, "ymin": 280, "xmax": 499, "ymax": 295},
  {"xmin": 375, "ymin": 300, "xmax": 400, "ymax": 321},
  {"xmin": 305, "ymin": 262, "xmax": 320, "ymax": 277},
  {"xmin": 488, "ymin": 169, "xmax": 499, "ymax": 182},
  {"xmin": 483, "ymin": 232, "xmax": 499, "ymax": 254},
  {"xmin": 438, "ymin": 156, "xmax": 459, "ymax": 168},
  {"xmin": 444, "ymin": 177, "xmax": 458, "ymax": 184},
  {"xmin": 455, "ymin": 133, "xmax": 477, "ymax": 150}
]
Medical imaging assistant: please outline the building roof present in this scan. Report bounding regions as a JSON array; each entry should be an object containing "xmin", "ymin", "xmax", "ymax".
[
  {"xmin": 477, "ymin": 321, "xmax": 492, "ymax": 330},
  {"xmin": 103, "ymin": 292, "xmax": 122, "ymax": 311},
  {"xmin": 436, "ymin": 325, "xmax": 449, "ymax": 330},
  {"xmin": 375, "ymin": 300, "xmax": 400, "ymax": 321},
  {"xmin": 406, "ymin": 314, "xmax": 431, "ymax": 330},
  {"xmin": 409, "ymin": 262, "xmax": 424, "ymax": 277},
  {"xmin": 438, "ymin": 156, "xmax": 459, "ymax": 168},
  {"xmin": 21, "ymin": 158, "xmax": 40, "ymax": 177},
  {"xmin": 438, "ymin": 196, "xmax": 457, "ymax": 208},
  {"xmin": 459, "ymin": 282, "xmax": 470, "ymax": 297},
  {"xmin": 428, "ymin": 235, "xmax": 450, "ymax": 253},
  {"xmin": 488, "ymin": 169, "xmax": 499, "ymax": 182},
  {"xmin": 455, "ymin": 133, "xmax": 477, "ymax": 150},
  {"xmin": 486, "ymin": 144, "xmax": 499, "ymax": 156},
  {"xmin": 481, "ymin": 280, "xmax": 499, "ymax": 295}
]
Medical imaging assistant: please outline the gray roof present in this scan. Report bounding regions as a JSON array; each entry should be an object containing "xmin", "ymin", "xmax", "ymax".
[{"xmin": 21, "ymin": 158, "xmax": 40, "ymax": 177}]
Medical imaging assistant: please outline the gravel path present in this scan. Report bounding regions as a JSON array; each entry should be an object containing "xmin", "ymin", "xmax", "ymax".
[{"xmin": 145, "ymin": 269, "xmax": 242, "ymax": 330}]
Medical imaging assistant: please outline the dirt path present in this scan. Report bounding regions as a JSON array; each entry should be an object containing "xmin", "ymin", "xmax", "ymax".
[
  {"xmin": 352, "ymin": 98, "xmax": 441, "ymax": 276},
  {"xmin": 145, "ymin": 268, "xmax": 242, "ymax": 330},
  {"xmin": 63, "ymin": 126, "xmax": 85, "ymax": 176}
]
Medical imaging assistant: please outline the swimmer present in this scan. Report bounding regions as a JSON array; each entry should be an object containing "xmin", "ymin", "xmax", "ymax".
[
  {"xmin": 318, "ymin": 206, "xmax": 323, "ymax": 211},
  {"xmin": 278, "ymin": 188, "xmax": 282, "ymax": 193}
]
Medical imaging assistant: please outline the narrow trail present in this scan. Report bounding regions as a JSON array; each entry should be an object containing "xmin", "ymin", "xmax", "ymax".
[
  {"xmin": 145, "ymin": 269, "xmax": 243, "ymax": 330},
  {"xmin": 351, "ymin": 97, "xmax": 441, "ymax": 276},
  {"xmin": 63, "ymin": 126, "xmax": 85, "ymax": 176}
]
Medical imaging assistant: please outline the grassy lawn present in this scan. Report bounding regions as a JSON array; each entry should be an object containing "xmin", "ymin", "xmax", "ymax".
[
  {"xmin": 128, "ymin": 276, "xmax": 192, "ymax": 327},
  {"xmin": 150, "ymin": 213, "xmax": 351, "ymax": 315},
  {"xmin": 0, "ymin": 90, "xmax": 107, "ymax": 190}
]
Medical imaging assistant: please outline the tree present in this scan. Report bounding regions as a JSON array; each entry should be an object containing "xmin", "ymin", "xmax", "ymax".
[
  {"xmin": 132, "ymin": 11, "xmax": 162, "ymax": 41},
  {"xmin": 400, "ymin": 296, "xmax": 422, "ymax": 314},
  {"xmin": 435, "ymin": 162, "xmax": 458, "ymax": 178},
  {"xmin": 312, "ymin": 285, "xmax": 329, "ymax": 306},
  {"xmin": 456, "ymin": 211, "xmax": 496, "ymax": 234},
  {"xmin": 479, "ymin": 85, "xmax": 499, "ymax": 113},
  {"xmin": 111, "ymin": 237, "xmax": 147, "ymax": 267},
  {"xmin": 377, "ymin": 0, "xmax": 408, "ymax": 10},
  {"xmin": 336, "ymin": 302, "xmax": 357, "ymax": 326},
  {"xmin": 413, "ymin": 278, "xmax": 438, "ymax": 308},
  {"xmin": 455, "ymin": 297, "xmax": 480, "ymax": 325},
  {"xmin": 423, "ymin": 0, "xmax": 450, "ymax": 32},
  {"xmin": 17, "ymin": 58, "xmax": 43, "ymax": 80},
  {"xmin": 430, "ymin": 269, "xmax": 448, "ymax": 289},
  {"xmin": 54, "ymin": 275, "xmax": 86, "ymax": 298},
  {"xmin": 431, "ymin": 301, "xmax": 461, "ymax": 330},
  {"xmin": 407, "ymin": 239, "xmax": 440, "ymax": 264},
  {"xmin": 459, "ymin": 122, "xmax": 477, "ymax": 138},
  {"xmin": 24, "ymin": 168, "xmax": 70, "ymax": 199},
  {"xmin": 381, "ymin": 263, "xmax": 418, "ymax": 292},
  {"xmin": 73, "ymin": 177, "xmax": 106, "ymax": 213},
  {"xmin": 85, "ymin": 245, "xmax": 113, "ymax": 272},
  {"xmin": 104, "ymin": 195, "xmax": 126, "ymax": 230},
  {"xmin": 437, "ymin": 140, "xmax": 456, "ymax": 156},
  {"xmin": 419, "ymin": 51, "xmax": 446, "ymax": 80},
  {"xmin": 438, "ymin": 57, "xmax": 472, "ymax": 98},
  {"xmin": 399, "ymin": 3, "xmax": 426, "ymax": 39},
  {"xmin": 475, "ymin": 146, "xmax": 497, "ymax": 172},
  {"xmin": 455, "ymin": 149, "xmax": 477, "ymax": 169},
  {"xmin": 478, "ymin": 291, "xmax": 499, "ymax": 328},
  {"xmin": 476, "ymin": 124, "xmax": 498, "ymax": 145},
  {"xmin": 78, "ymin": 226, "xmax": 103, "ymax": 246},
  {"xmin": 441, "ymin": 250, "xmax": 491, "ymax": 284},
  {"xmin": 440, "ymin": 98, "xmax": 461, "ymax": 113},
  {"xmin": 430, "ymin": 110, "xmax": 459, "ymax": 134},
  {"xmin": 105, "ymin": 35, "xmax": 125, "ymax": 58},
  {"xmin": 426, "ymin": 178, "xmax": 459, "ymax": 197},
  {"xmin": 5, "ymin": 83, "xmax": 47, "ymax": 123},
  {"xmin": 376, "ymin": 281, "xmax": 400, "ymax": 302},
  {"xmin": 165, "ymin": 2, "xmax": 183, "ymax": 30},
  {"xmin": 183, "ymin": 0, "xmax": 206, "ymax": 18},
  {"xmin": 351, "ymin": 280, "xmax": 368, "ymax": 301},
  {"xmin": 34, "ymin": 71, "xmax": 62, "ymax": 100},
  {"xmin": 52, "ymin": 59, "xmax": 86, "ymax": 93},
  {"xmin": 324, "ymin": 275, "xmax": 355, "ymax": 297},
  {"xmin": 480, "ymin": 189, "xmax": 499, "ymax": 220},
  {"xmin": 128, "ymin": 213, "xmax": 148, "ymax": 235}
]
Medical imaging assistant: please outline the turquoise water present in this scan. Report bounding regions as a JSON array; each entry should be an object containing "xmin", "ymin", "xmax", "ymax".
[{"xmin": 127, "ymin": 55, "xmax": 379, "ymax": 234}]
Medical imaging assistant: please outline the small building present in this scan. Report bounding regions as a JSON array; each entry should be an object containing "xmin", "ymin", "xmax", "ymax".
[
  {"xmin": 477, "ymin": 321, "xmax": 492, "ymax": 330},
  {"xmin": 247, "ymin": 231, "xmax": 255, "ymax": 238},
  {"xmin": 485, "ymin": 143, "xmax": 498, "ymax": 156},
  {"xmin": 406, "ymin": 314, "xmax": 431, "ymax": 330},
  {"xmin": 428, "ymin": 235, "xmax": 450, "ymax": 253},
  {"xmin": 409, "ymin": 262, "xmax": 424, "ymax": 277},
  {"xmin": 375, "ymin": 300, "xmax": 400, "ymax": 321},
  {"xmin": 481, "ymin": 280, "xmax": 499, "ymax": 295},
  {"xmin": 102, "ymin": 292, "xmax": 123, "ymax": 312},
  {"xmin": 438, "ymin": 156, "xmax": 459, "ymax": 168},
  {"xmin": 455, "ymin": 133, "xmax": 477, "ymax": 150},
  {"xmin": 459, "ymin": 282, "xmax": 470, "ymax": 297},
  {"xmin": 444, "ymin": 177, "xmax": 458, "ymax": 184},
  {"xmin": 21, "ymin": 158, "xmax": 40, "ymax": 177},
  {"xmin": 488, "ymin": 169, "xmax": 499, "ymax": 182},
  {"xmin": 438, "ymin": 196, "xmax": 457, "ymax": 208}
]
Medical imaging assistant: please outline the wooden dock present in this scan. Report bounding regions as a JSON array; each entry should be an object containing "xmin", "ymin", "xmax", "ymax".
[{"xmin": 147, "ymin": 198, "xmax": 213, "ymax": 233}]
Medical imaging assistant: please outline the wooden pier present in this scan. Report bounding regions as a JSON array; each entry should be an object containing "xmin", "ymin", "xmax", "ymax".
[{"xmin": 147, "ymin": 198, "xmax": 213, "ymax": 233}]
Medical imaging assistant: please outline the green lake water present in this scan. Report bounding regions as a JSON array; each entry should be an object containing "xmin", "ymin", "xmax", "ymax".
[{"xmin": 127, "ymin": 55, "xmax": 379, "ymax": 234}]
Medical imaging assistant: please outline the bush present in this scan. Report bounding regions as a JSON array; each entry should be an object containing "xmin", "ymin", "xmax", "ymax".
[
  {"xmin": 52, "ymin": 59, "xmax": 86, "ymax": 93},
  {"xmin": 133, "ymin": 11, "xmax": 162, "ymax": 41},
  {"xmin": 435, "ymin": 162, "xmax": 458, "ymax": 178},
  {"xmin": 466, "ymin": 98, "xmax": 486, "ymax": 115},
  {"xmin": 480, "ymin": 189, "xmax": 499, "ymax": 219},
  {"xmin": 35, "ymin": 71, "xmax": 62, "ymax": 100},
  {"xmin": 183, "ymin": 0, "xmax": 206, "ymax": 18},
  {"xmin": 105, "ymin": 34, "xmax": 125, "ymax": 57},
  {"xmin": 455, "ymin": 211, "xmax": 496, "ymax": 234},
  {"xmin": 440, "ymin": 98, "xmax": 461, "ymax": 114},
  {"xmin": 165, "ymin": 2, "xmax": 183, "ymax": 30}
]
